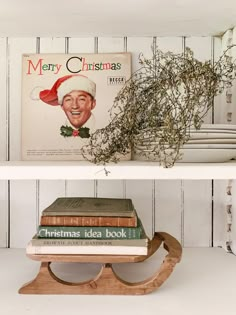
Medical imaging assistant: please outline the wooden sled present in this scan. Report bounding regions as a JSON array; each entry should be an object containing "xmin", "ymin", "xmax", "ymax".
[{"xmin": 19, "ymin": 232, "xmax": 182, "ymax": 295}]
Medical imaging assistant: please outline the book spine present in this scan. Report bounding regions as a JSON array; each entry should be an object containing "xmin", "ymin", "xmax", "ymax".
[
  {"xmin": 37, "ymin": 225, "xmax": 141, "ymax": 239},
  {"xmin": 42, "ymin": 211, "xmax": 135, "ymax": 217},
  {"xmin": 26, "ymin": 243, "xmax": 148, "ymax": 255},
  {"xmin": 40, "ymin": 215, "xmax": 137, "ymax": 227},
  {"xmin": 31, "ymin": 238, "xmax": 148, "ymax": 247}
]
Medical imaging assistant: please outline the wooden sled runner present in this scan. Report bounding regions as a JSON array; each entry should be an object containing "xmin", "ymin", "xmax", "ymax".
[{"xmin": 19, "ymin": 232, "xmax": 182, "ymax": 295}]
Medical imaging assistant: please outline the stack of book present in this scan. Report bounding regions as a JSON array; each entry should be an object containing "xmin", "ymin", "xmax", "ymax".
[{"xmin": 26, "ymin": 197, "xmax": 149, "ymax": 255}]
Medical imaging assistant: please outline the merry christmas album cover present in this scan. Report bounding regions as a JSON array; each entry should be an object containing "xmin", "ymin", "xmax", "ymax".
[{"xmin": 21, "ymin": 53, "xmax": 131, "ymax": 160}]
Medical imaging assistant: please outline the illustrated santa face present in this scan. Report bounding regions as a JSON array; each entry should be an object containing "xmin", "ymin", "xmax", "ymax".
[{"xmin": 61, "ymin": 90, "xmax": 96, "ymax": 128}]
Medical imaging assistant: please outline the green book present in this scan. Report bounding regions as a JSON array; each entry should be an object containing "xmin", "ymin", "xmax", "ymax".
[
  {"xmin": 41, "ymin": 197, "xmax": 135, "ymax": 217},
  {"xmin": 37, "ymin": 218, "xmax": 144, "ymax": 239}
]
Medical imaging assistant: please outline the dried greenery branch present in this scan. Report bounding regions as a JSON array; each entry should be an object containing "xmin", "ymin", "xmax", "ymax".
[{"xmin": 82, "ymin": 45, "xmax": 236, "ymax": 167}]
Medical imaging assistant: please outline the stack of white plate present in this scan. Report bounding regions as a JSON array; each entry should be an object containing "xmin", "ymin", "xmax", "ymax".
[{"xmin": 133, "ymin": 124, "xmax": 236, "ymax": 163}]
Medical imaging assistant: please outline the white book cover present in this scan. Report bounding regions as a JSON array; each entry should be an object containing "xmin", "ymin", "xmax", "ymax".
[
  {"xmin": 31, "ymin": 234, "xmax": 148, "ymax": 247},
  {"xmin": 26, "ymin": 241, "xmax": 148, "ymax": 255},
  {"xmin": 21, "ymin": 53, "xmax": 131, "ymax": 160}
]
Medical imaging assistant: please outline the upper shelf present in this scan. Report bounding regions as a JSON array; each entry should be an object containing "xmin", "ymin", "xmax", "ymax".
[
  {"xmin": 1, "ymin": 0, "xmax": 236, "ymax": 37},
  {"xmin": 1, "ymin": 161, "xmax": 236, "ymax": 180}
]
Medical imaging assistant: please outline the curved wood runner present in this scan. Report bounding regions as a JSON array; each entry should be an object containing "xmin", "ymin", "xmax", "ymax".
[{"xmin": 19, "ymin": 232, "xmax": 182, "ymax": 295}]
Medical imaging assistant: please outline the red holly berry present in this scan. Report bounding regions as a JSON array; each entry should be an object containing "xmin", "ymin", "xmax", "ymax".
[{"xmin": 72, "ymin": 130, "xmax": 79, "ymax": 137}]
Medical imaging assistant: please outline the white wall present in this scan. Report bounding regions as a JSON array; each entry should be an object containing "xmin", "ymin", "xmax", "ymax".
[{"xmin": 0, "ymin": 35, "xmax": 235, "ymax": 249}]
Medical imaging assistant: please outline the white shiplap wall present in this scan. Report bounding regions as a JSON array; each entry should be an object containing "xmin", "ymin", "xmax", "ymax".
[{"xmin": 0, "ymin": 35, "xmax": 234, "ymax": 249}]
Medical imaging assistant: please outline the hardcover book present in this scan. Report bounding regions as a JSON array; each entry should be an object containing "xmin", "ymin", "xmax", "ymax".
[
  {"xmin": 21, "ymin": 52, "xmax": 131, "ymax": 161},
  {"xmin": 40, "ymin": 214, "xmax": 137, "ymax": 227},
  {"xmin": 26, "ymin": 241, "xmax": 148, "ymax": 255},
  {"xmin": 31, "ymin": 234, "xmax": 148, "ymax": 247},
  {"xmin": 41, "ymin": 197, "xmax": 136, "ymax": 217},
  {"xmin": 37, "ymin": 222, "xmax": 142, "ymax": 239}
]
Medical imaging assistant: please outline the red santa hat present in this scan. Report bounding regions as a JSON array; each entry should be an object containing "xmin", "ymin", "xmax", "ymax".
[{"xmin": 39, "ymin": 74, "xmax": 96, "ymax": 106}]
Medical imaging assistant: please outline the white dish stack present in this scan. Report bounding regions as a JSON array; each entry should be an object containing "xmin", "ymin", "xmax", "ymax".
[{"xmin": 133, "ymin": 124, "xmax": 236, "ymax": 163}]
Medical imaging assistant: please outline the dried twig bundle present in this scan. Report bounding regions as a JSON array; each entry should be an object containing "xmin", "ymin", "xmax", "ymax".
[{"xmin": 82, "ymin": 46, "xmax": 236, "ymax": 167}]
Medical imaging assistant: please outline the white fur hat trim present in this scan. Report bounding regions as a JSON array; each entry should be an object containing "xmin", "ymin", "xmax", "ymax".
[{"xmin": 57, "ymin": 75, "xmax": 96, "ymax": 104}]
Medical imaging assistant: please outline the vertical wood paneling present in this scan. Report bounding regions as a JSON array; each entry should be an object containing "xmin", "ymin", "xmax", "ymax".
[
  {"xmin": 156, "ymin": 36, "xmax": 183, "ymax": 53},
  {"xmin": 8, "ymin": 38, "xmax": 37, "ymax": 248},
  {"xmin": 97, "ymin": 180, "xmax": 125, "ymax": 198},
  {"xmin": 183, "ymin": 180, "xmax": 212, "ymax": 247},
  {"xmin": 38, "ymin": 37, "xmax": 66, "ymax": 53},
  {"xmin": 10, "ymin": 180, "xmax": 37, "ymax": 248},
  {"xmin": 0, "ymin": 181, "xmax": 8, "ymax": 247},
  {"xmin": 0, "ymin": 38, "xmax": 7, "ymax": 161},
  {"xmin": 68, "ymin": 38, "xmax": 94, "ymax": 53},
  {"xmin": 154, "ymin": 37, "xmax": 183, "ymax": 243},
  {"xmin": 38, "ymin": 180, "xmax": 66, "ymax": 218},
  {"xmin": 126, "ymin": 37, "xmax": 154, "ymax": 238},
  {"xmin": 65, "ymin": 180, "xmax": 95, "ymax": 197},
  {"xmin": 184, "ymin": 37, "xmax": 213, "ymax": 247},
  {"xmin": 0, "ymin": 39, "xmax": 8, "ymax": 247},
  {"xmin": 98, "ymin": 37, "xmax": 125, "ymax": 52},
  {"xmin": 155, "ymin": 180, "xmax": 182, "ymax": 243}
]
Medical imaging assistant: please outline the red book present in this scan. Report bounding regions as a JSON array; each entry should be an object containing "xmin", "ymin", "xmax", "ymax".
[{"xmin": 40, "ymin": 215, "xmax": 137, "ymax": 227}]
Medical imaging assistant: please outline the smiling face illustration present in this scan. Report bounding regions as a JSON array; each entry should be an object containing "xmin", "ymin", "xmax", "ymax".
[{"xmin": 61, "ymin": 90, "xmax": 96, "ymax": 129}]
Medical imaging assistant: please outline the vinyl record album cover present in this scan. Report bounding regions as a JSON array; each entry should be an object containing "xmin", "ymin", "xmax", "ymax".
[{"xmin": 21, "ymin": 53, "xmax": 131, "ymax": 160}]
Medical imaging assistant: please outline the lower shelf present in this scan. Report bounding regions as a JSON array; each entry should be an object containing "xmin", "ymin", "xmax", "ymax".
[
  {"xmin": 19, "ymin": 232, "xmax": 182, "ymax": 295},
  {"xmin": 1, "ymin": 246, "xmax": 236, "ymax": 314}
]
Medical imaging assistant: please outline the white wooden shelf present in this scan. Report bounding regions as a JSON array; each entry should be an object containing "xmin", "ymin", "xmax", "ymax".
[
  {"xmin": 1, "ymin": 247, "xmax": 236, "ymax": 314},
  {"xmin": 1, "ymin": 0, "xmax": 236, "ymax": 37},
  {"xmin": 1, "ymin": 160, "xmax": 236, "ymax": 180}
]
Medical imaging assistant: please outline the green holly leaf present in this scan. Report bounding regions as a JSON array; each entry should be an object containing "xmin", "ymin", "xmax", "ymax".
[
  {"xmin": 60, "ymin": 125, "xmax": 73, "ymax": 137},
  {"xmin": 79, "ymin": 127, "xmax": 90, "ymax": 138}
]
